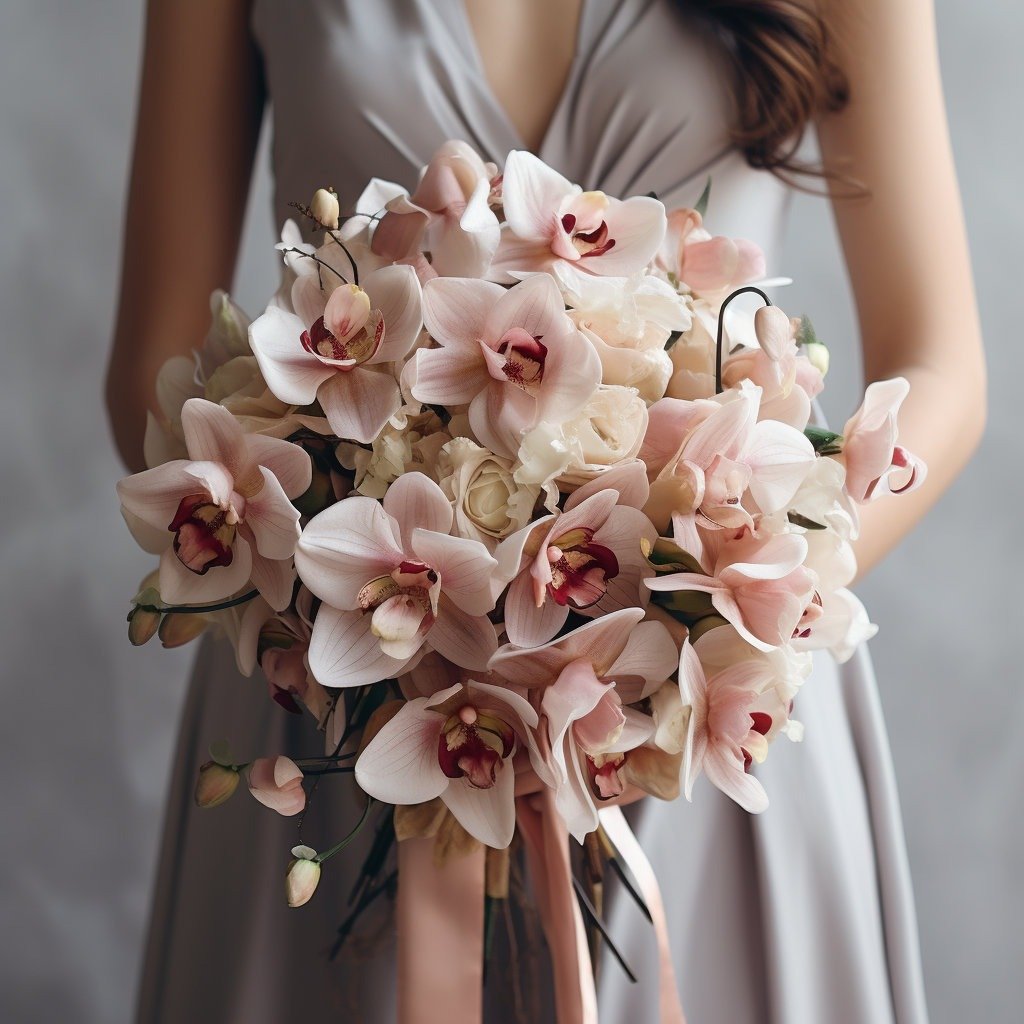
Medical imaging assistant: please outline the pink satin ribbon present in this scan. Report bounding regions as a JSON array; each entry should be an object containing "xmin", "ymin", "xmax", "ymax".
[{"xmin": 396, "ymin": 796, "xmax": 685, "ymax": 1024}]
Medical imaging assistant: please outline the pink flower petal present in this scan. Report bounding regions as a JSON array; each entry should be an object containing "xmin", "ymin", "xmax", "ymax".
[
  {"xmin": 247, "ymin": 551, "xmax": 295, "ymax": 612},
  {"xmin": 308, "ymin": 604, "xmax": 413, "ymax": 688},
  {"xmin": 426, "ymin": 595, "xmax": 498, "ymax": 670},
  {"xmin": 249, "ymin": 306, "xmax": 336, "ymax": 406},
  {"xmin": 244, "ymin": 466, "xmax": 301, "ymax": 560},
  {"xmin": 363, "ymin": 264, "xmax": 423, "ymax": 363},
  {"xmin": 588, "ymin": 196, "xmax": 667, "ymax": 276},
  {"xmin": 422, "ymin": 276, "xmax": 504, "ymax": 349},
  {"xmin": 382, "ymin": 472, "xmax": 453, "ymax": 539},
  {"xmin": 158, "ymin": 533, "xmax": 254, "ymax": 606},
  {"xmin": 296, "ymin": 497, "xmax": 404, "ymax": 611},
  {"xmin": 501, "ymin": 150, "xmax": 574, "ymax": 241},
  {"xmin": 355, "ymin": 698, "xmax": 449, "ymax": 804},
  {"xmin": 440, "ymin": 758, "xmax": 517, "ymax": 848},
  {"xmin": 318, "ymin": 366, "xmax": 401, "ymax": 444},
  {"xmin": 243, "ymin": 434, "xmax": 313, "ymax": 501},
  {"xmin": 502, "ymin": 568, "xmax": 570, "ymax": 648},
  {"xmin": 181, "ymin": 399, "xmax": 249, "ymax": 479}
]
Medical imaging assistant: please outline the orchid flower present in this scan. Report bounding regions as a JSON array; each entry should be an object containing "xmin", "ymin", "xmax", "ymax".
[
  {"xmin": 355, "ymin": 680, "xmax": 541, "ymax": 848},
  {"xmin": 646, "ymin": 522, "xmax": 817, "ymax": 652},
  {"xmin": 496, "ymin": 463, "xmax": 657, "ymax": 647},
  {"xmin": 640, "ymin": 383, "xmax": 816, "ymax": 533},
  {"xmin": 488, "ymin": 150, "xmax": 667, "ymax": 281},
  {"xmin": 541, "ymin": 657, "xmax": 658, "ymax": 841},
  {"xmin": 295, "ymin": 472, "xmax": 502, "ymax": 688},
  {"xmin": 839, "ymin": 377, "xmax": 927, "ymax": 502},
  {"xmin": 410, "ymin": 273, "xmax": 602, "ymax": 458},
  {"xmin": 656, "ymin": 639, "xmax": 789, "ymax": 813},
  {"xmin": 249, "ymin": 253, "xmax": 423, "ymax": 444},
  {"xmin": 655, "ymin": 206, "xmax": 766, "ymax": 300},
  {"xmin": 370, "ymin": 140, "xmax": 501, "ymax": 277},
  {"xmin": 117, "ymin": 398, "xmax": 312, "ymax": 610},
  {"xmin": 248, "ymin": 756, "xmax": 306, "ymax": 816}
]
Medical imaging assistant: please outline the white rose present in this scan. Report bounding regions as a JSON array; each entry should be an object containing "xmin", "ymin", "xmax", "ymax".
[
  {"xmin": 556, "ymin": 264, "xmax": 689, "ymax": 403},
  {"xmin": 438, "ymin": 437, "xmax": 539, "ymax": 547},
  {"xmin": 516, "ymin": 385, "xmax": 649, "ymax": 490},
  {"xmin": 337, "ymin": 405, "xmax": 449, "ymax": 498}
]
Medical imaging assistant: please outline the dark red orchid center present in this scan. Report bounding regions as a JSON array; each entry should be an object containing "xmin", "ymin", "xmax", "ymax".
[
  {"xmin": 168, "ymin": 493, "xmax": 235, "ymax": 575},
  {"xmin": 546, "ymin": 527, "xmax": 620, "ymax": 609},
  {"xmin": 496, "ymin": 328, "xmax": 547, "ymax": 391},
  {"xmin": 300, "ymin": 312, "xmax": 383, "ymax": 367},
  {"xmin": 560, "ymin": 212, "xmax": 616, "ymax": 258},
  {"xmin": 438, "ymin": 705, "xmax": 516, "ymax": 790},
  {"xmin": 585, "ymin": 752, "xmax": 627, "ymax": 801}
]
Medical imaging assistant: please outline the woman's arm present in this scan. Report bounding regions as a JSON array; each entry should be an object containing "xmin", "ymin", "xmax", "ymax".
[
  {"xmin": 816, "ymin": 0, "xmax": 986, "ymax": 578},
  {"xmin": 105, "ymin": 0, "xmax": 265, "ymax": 473}
]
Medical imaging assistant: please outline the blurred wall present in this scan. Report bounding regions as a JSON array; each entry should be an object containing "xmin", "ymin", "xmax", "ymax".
[{"xmin": 0, "ymin": 2, "xmax": 1019, "ymax": 1021}]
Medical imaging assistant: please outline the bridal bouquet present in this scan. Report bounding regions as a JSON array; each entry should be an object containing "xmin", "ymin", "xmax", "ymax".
[{"xmin": 118, "ymin": 141, "xmax": 924, "ymax": 1021}]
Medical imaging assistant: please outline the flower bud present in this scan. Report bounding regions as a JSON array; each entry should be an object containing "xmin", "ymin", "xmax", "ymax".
[
  {"xmin": 127, "ymin": 605, "xmax": 161, "ymax": 646},
  {"xmin": 158, "ymin": 612, "xmax": 209, "ymax": 649},
  {"xmin": 753, "ymin": 304, "xmax": 793, "ymax": 361},
  {"xmin": 310, "ymin": 188, "xmax": 340, "ymax": 230},
  {"xmin": 802, "ymin": 341, "xmax": 830, "ymax": 378},
  {"xmin": 194, "ymin": 760, "xmax": 240, "ymax": 808},
  {"xmin": 286, "ymin": 845, "xmax": 321, "ymax": 907}
]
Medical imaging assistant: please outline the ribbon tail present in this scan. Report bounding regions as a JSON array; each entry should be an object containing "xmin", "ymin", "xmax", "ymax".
[
  {"xmin": 397, "ymin": 835, "xmax": 486, "ymax": 1024},
  {"xmin": 516, "ymin": 789, "xmax": 599, "ymax": 1024},
  {"xmin": 599, "ymin": 805, "xmax": 687, "ymax": 1024}
]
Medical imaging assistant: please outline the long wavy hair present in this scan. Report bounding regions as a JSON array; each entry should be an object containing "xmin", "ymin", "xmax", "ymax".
[{"xmin": 680, "ymin": 0, "xmax": 861, "ymax": 194}]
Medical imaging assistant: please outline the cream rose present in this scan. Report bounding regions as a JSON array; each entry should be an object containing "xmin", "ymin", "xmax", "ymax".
[
  {"xmin": 338, "ymin": 405, "xmax": 449, "ymax": 499},
  {"xmin": 516, "ymin": 385, "xmax": 649, "ymax": 490},
  {"xmin": 438, "ymin": 437, "xmax": 540, "ymax": 547}
]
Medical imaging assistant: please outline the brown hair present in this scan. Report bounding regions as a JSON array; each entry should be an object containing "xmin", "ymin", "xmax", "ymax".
[{"xmin": 681, "ymin": 0, "xmax": 861, "ymax": 195}]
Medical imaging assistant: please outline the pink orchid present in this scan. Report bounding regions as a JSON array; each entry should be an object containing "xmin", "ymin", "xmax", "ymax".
[
  {"xmin": 722, "ymin": 306, "xmax": 824, "ymax": 430},
  {"xmin": 411, "ymin": 273, "xmax": 602, "ymax": 458},
  {"xmin": 640, "ymin": 384, "xmax": 816, "ymax": 532},
  {"xmin": 370, "ymin": 140, "xmax": 501, "ymax": 277},
  {"xmin": 496, "ymin": 463, "xmax": 657, "ymax": 647},
  {"xmin": 840, "ymin": 377, "xmax": 927, "ymax": 502},
  {"xmin": 489, "ymin": 150, "xmax": 666, "ymax": 281},
  {"xmin": 489, "ymin": 606, "xmax": 677, "ymax": 697},
  {"xmin": 248, "ymin": 756, "xmax": 306, "ymax": 816},
  {"xmin": 295, "ymin": 473, "xmax": 501, "ymax": 688},
  {"xmin": 646, "ymin": 523, "xmax": 817, "ymax": 652},
  {"xmin": 249, "ymin": 259, "xmax": 423, "ymax": 444},
  {"xmin": 355, "ymin": 680, "xmax": 541, "ymax": 848},
  {"xmin": 117, "ymin": 398, "xmax": 311, "ymax": 610},
  {"xmin": 655, "ymin": 207, "xmax": 766, "ymax": 297},
  {"xmin": 542, "ymin": 657, "xmax": 656, "ymax": 841},
  {"xmin": 667, "ymin": 640, "xmax": 789, "ymax": 813}
]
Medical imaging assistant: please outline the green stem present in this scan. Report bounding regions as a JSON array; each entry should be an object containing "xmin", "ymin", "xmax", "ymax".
[
  {"xmin": 149, "ymin": 589, "xmax": 260, "ymax": 616},
  {"xmin": 316, "ymin": 798, "xmax": 374, "ymax": 863}
]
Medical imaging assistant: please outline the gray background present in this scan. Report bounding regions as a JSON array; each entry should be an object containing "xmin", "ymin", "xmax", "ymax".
[{"xmin": 0, "ymin": 2, "xmax": 1018, "ymax": 1021}]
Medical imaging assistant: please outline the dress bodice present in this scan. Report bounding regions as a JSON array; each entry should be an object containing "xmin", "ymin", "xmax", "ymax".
[{"xmin": 251, "ymin": 0, "xmax": 793, "ymax": 264}]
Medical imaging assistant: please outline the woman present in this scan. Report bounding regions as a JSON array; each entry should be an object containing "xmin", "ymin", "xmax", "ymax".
[{"xmin": 106, "ymin": 1, "xmax": 985, "ymax": 1021}]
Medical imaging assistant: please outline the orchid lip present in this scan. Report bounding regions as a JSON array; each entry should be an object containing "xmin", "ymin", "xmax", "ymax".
[{"xmin": 168, "ymin": 494, "xmax": 236, "ymax": 575}]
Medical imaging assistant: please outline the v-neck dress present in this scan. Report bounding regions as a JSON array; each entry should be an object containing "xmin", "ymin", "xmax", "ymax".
[{"xmin": 134, "ymin": 3, "xmax": 931, "ymax": 1022}]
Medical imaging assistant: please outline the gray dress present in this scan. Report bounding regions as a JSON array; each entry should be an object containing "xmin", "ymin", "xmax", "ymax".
[{"xmin": 135, "ymin": 2, "xmax": 931, "ymax": 1021}]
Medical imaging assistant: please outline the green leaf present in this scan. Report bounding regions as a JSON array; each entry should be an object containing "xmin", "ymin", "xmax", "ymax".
[
  {"xmin": 796, "ymin": 314, "xmax": 818, "ymax": 347},
  {"xmin": 694, "ymin": 177, "xmax": 712, "ymax": 218},
  {"xmin": 804, "ymin": 425, "xmax": 844, "ymax": 456}
]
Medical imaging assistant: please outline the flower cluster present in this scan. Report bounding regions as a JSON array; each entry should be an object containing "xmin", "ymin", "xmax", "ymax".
[{"xmin": 118, "ymin": 141, "xmax": 925, "ymax": 897}]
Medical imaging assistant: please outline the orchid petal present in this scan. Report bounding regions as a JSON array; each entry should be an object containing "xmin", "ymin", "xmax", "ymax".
[
  {"xmin": 383, "ymin": 472, "xmax": 453, "ymax": 538},
  {"xmin": 308, "ymin": 604, "xmax": 412, "ymax": 688},
  {"xmin": 318, "ymin": 366, "xmax": 401, "ymax": 444},
  {"xmin": 441, "ymin": 760, "xmax": 516, "ymax": 848},
  {"xmin": 248, "ymin": 306, "xmax": 335, "ymax": 406}
]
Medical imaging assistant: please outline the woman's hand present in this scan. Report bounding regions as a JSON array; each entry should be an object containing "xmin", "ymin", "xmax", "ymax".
[
  {"xmin": 817, "ymin": 0, "xmax": 986, "ymax": 579},
  {"xmin": 105, "ymin": 0, "xmax": 265, "ymax": 473}
]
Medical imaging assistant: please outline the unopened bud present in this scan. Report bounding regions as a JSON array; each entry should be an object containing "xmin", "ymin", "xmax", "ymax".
[
  {"xmin": 159, "ymin": 612, "xmax": 208, "ymax": 649},
  {"xmin": 802, "ymin": 341, "xmax": 830, "ymax": 378},
  {"xmin": 194, "ymin": 760, "xmax": 240, "ymax": 808},
  {"xmin": 310, "ymin": 188, "xmax": 340, "ymax": 230},
  {"xmin": 753, "ymin": 304, "xmax": 793, "ymax": 361},
  {"xmin": 127, "ymin": 605, "xmax": 161, "ymax": 646},
  {"xmin": 286, "ymin": 846, "xmax": 321, "ymax": 907}
]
